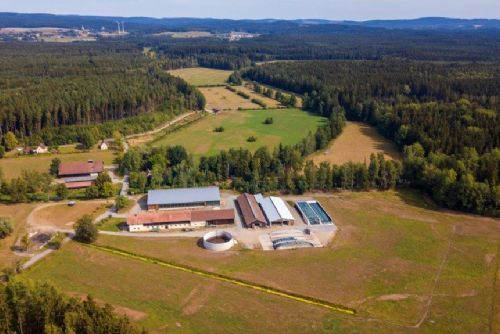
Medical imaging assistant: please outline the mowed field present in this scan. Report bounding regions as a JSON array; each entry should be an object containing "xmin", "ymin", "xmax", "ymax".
[
  {"xmin": 237, "ymin": 85, "xmax": 281, "ymax": 108},
  {"xmin": 149, "ymin": 109, "xmax": 325, "ymax": 157},
  {"xmin": 0, "ymin": 150, "xmax": 116, "ymax": 180},
  {"xmin": 0, "ymin": 203, "xmax": 37, "ymax": 269},
  {"xmin": 168, "ymin": 67, "xmax": 233, "ymax": 86},
  {"xmin": 22, "ymin": 190, "xmax": 500, "ymax": 333},
  {"xmin": 29, "ymin": 201, "xmax": 109, "ymax": 230},
  {"xmin": 310, "ymin": 121, "xmax": 402, "ymax": 165},
  {"xmin": 200, "ymin": 86, "xmax": 260, "ymax": 110}
]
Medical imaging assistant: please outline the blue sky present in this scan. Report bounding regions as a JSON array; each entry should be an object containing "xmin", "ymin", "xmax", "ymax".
[{"xmin": 1, "ymin": 0, "xmax": 499, "ymax": 20}]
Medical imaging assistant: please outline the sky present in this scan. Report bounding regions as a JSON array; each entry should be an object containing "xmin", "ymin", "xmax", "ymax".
[{"xmin": 1, "ymin": 0, "xmax": 499, "ymax": 21}]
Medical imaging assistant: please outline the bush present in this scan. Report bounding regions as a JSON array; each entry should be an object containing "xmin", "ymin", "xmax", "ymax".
[
  {"xmin": 237, "ymin": 91, "xmax": 250, "ymax": 99},
  {"xmin": 0, "ymin": 218, "xmax": 13, "ymax": 239},
  {"xmin": 55, "ymin": 183, "xmax": 69, "ymax": 199},
  {"xmin": 251, "ymin": 98, "xmax": 267, "ymax": 108},
  {"xmin": 264, "ymin": 117, "xmax": 274, "ymax": 125},
  {"xmin": 47, "ymin": 232, "xmax": 66, "ymax": 250},
  {"xmin": 115, "ymin": 195, "xmax": 131, "ymax": 213},
  {"xmin": 247, "ymin": 136, "xmax": 257, "ymax": 142},
  {"xmin": 213, "ymin": 126, "xmax": 225, "ymax": 133},
  {"xmin": 74, "ymin": 215, "xmax": 98, "ymax": 243}
]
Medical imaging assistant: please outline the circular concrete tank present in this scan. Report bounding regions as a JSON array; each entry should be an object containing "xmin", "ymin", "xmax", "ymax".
[{"xmin": 203, "ymin": 231, "xmax": 235, "ymax": 251}]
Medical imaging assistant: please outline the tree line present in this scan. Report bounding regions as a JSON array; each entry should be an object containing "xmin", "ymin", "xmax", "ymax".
[
  {"xmin": 0, "ymin": 42, "xmax": 205, "ymax": 147},
  {"xmin": 0, "ymin": 279, "xmax": 144, "ymax": 334},
  {"xmin": 243, "ymin": 60, "xmax": 499, "ymax": 216}
]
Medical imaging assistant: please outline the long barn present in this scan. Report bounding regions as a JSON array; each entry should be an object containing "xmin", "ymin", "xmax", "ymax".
[{"xmin": 147, "ymin": 187, "xmax": 221, "ymax": 210}]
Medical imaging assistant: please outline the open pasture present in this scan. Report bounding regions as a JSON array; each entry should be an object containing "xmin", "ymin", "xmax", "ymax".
[
  {"xmin": 199, "ymin": 86, "xmax": 260, "ymax": 110},
  {"xmin": 148, "ymin": 108, "xmax": 325, "ymax": 157},
  {"xmin": 309, "ymin": 121, "xmax": 402, "ymax": 165},
  {"xmin": 168, "ymin": 67, "xmax": 233, "ymax": 86},
  {"xmin": 0, "ymin": 150, "xmax": 116, "ymax": 180},
  {"xmin": 29, "ymin": 201, "xmax": 109, "ymax": 230},
  {"xmin": 237, "ymin": 85, "xmax": 281, "ymax": 108},
  {"xmin": 0, "ymin": 203, "xmax": 37, "ymax": 269},
  {"xmin": 94, "ymin": 190, "xmax": 500, "ymax": 333}
]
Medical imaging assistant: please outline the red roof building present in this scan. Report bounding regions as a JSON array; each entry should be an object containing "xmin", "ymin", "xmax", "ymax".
[
  {"xmin": 236, "ymin": 193, "xmax": 267, "ymax": 228},
  {"xmin": 58, "ymin": 161, "xmax": 104, "ymax": 177},
  {"xmin": 127, "ymin": 208, "xmax": 235, "ymax": 232}
]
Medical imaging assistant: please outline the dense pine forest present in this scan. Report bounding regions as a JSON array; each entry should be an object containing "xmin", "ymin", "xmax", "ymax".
[
  {"xmin": 242, "ymin": 60, "xmax": 499, "ymax": 215},
  {"xmin": 0, "ymin": 42, "xmax": 205, "ymax": 145}
]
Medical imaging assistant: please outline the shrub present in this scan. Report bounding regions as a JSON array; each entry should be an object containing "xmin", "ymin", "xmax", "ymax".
[
  {"xmin": 47, "ymin": 232, "xmax": 66, "ymax": 250},
  {"xmin": 213, "ymin": 126, "xmax": 225, "ymax": 133},
  {"xmin": 115, "ymin": 195, "xmax": 131, "ymax": 212},
  {"xmin": 0, "ymin": 218, "xmax": 13, "ymax": 239},
  {"xmin": 55, "ymin": 183, "xmax": 69, "ymax": 199},
  {"xmin": 247, "ymin": 136, "xmax": 257, "ymax": 142},
  {"xmin": 264, "ymin": 117, "xmax": 274, "ymax": 125},
  {"xmin": 74, "ymin": 215, "xmax": 98, "ymax": 243},
  {"xmin": 237, "ymin": 91, "xmax": 250, "ymax": 99},
  {"xmin": 251, "ymin": 98, "xmax": 267, "ymax": 108}
]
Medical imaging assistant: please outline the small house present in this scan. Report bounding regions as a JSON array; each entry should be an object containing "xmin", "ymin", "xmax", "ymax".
[
  {"xmin": 34, "ymin": 144, "xmax": 48, "ymax": 154},
  {"xmin": 97, "ymin": 140, "xmax": 109, "ymax": 151}
]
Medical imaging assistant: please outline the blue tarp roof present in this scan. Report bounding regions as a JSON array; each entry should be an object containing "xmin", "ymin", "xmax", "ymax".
[{"xmin": 147, "ymin": 187, "xmax": 220, "ymax": 206}]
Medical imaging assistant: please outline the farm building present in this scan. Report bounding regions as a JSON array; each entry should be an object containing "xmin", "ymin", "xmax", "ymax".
[
  {"xmin": 236, "ymin": 193, "xmax": 267, "ymax": 228},
  {"xmin": 127, "ymin": 208, "xmax": 235, "ymax": 232},
  {"xmin": 147, "ymin": 187, "xmax": 221, "ymax": 210},
  {"xmin": 58, "ymin": 160, "xmax": 104, "ymax": 189},
  {"xmin": 296, "ymin": 201, "xmax": 333, "ymax": 225},
  {"xmin": 97, "ymin": 140, "xmax": 109, "ymax": 150},
  {"xmin": 255, "ymin": 194, "xmax": 295, "ymax": 225}
]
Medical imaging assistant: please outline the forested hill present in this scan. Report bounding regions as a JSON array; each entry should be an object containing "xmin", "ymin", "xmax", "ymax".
[
  {"xmin": 243, "ymin": 60, "xmax": 500, "ymax": 216},
  {"xmin": 1, "ymin": 13, "xmax": 500, "ymax": 32},
  {"xmin": 0, "ymin": 42, "xmax": 205, "ymax": 141}
]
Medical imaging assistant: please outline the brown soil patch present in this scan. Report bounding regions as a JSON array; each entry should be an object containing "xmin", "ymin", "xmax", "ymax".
[
  {"xmin": 30, "ymin": 202, "xmax": 107, "ymax": 230},
  {"xmin": 309, "ymin": 121, "xmax": 402, "ymax": 165}
]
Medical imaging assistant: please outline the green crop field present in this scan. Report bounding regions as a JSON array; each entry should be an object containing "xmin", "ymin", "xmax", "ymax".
[
  {"xmin": 168, "ymin": 67, "xmax": 233, "ymax": 86},
  {"xmin": 148, "ymin": 108, "xmax": 325, "ymax": 157},
  {"xmin": 22, "ymin": 190, "xmax": 500, "ymax": 333}
]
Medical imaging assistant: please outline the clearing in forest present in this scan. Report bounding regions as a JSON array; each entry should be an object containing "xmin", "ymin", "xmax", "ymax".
[
  {"xmin": 237, "ymin": 85, "xmax": 281, "ymax": 108},
  {"xmin": 148, "ymin": 108, "xmax": 324, "ymax": 157},
  {"xmin": 200, "ymin": 86, "xmax": 261, "ymax": 110},
  {"xmin": 309, "ymin": 121, "xmax": 402, "ymax": 165},
  {"xmin": 22, "ymin": 190, "xmax": 500, "ymax": 333},
  {"xmin": 168, "ymin": 67, "xmax": 233, "ymax": 86}
]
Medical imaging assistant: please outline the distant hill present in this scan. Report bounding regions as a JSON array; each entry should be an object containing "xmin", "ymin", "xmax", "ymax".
[
  {"xmin": 349, "ymin": 17, "xmax": 500, "ymax": 30},
  {"xmin": 0, "ymin": 13, "xmax": 499, "ymax": 34}
]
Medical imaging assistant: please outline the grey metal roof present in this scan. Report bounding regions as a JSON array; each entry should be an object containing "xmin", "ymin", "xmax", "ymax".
[
  {"xmin": 259, "ymin": 197, "xmax": 281, "ymax": 223},
  {"xmin": 147, "ymin": 187, "xmax": 220, "ymax": 206},
  {"xmin": 63, "ymin": 175, "xmax": 97, "ymax": 183}
]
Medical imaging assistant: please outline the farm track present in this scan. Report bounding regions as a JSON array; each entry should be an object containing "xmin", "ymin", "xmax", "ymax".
[{"xmin": 86, "ymin": 243, "xmax": 356, "ymax": 316}]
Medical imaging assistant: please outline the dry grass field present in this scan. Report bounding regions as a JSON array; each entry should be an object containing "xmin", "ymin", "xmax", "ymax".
[
  {"xmin": 29, "ymin": 201, "xmax": 109, "ymax": 230},
  {"xmin": 237, "ymin": 85, "xmax": 281, "ymax": 108},
  {"xmin": 0, "ymin": 150, "xmax": 116, "ymax": 180},
  {"xmin": 23, "ymin": 190, "xmax": 500, "ymax": 333},
  {"xmin": 168, "ymin": 67, "xmax": 233, "ymax": 86},
  {"xmin": 199, "ymin": 86, "xmax": 260, "ymax": 110},
  {"xmin": 0, "ymin": 203, "xmax": 37, "ymax": 269},
  {"xmin": 310, "ymin": 121, "xmax": 402, "ymax": 165}
]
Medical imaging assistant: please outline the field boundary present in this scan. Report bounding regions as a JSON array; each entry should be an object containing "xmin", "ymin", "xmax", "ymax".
[{"xmin": 86, "ymin": 243, "xmax": 356, "ymax": 315}]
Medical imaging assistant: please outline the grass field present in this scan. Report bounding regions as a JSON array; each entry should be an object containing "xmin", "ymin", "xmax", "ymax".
[
  {"xmin": 0, "ymin": 203, "xmax": 36, "ymax": 269},
  {"xmin": 168, "ymin": 67, "xmax": 233, "ymax": 86},
  {"xmin": 237, "ymin": 85, "xmax": 281, "ymax": 108},
  {"xmin": 30, "ymin": 201, "xmax": 109, "ymax": 230},
  {"xmin": 199, "ymin": 86, "xmax": 260, "ymax": 110},
  {"xmin": 22, "ymin": 190, "xmax": 500, "ymax": 333},
  {"xmin": 309, "ymin": 121, "xmax": 402, "ymax": 165},
  {"xmin": 0, "ymin": 150, "xmax": 116, "ymax": 180},
  {"xmin": 149, "ymin": 108, "xmax": 325, "ymax": 157}
]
